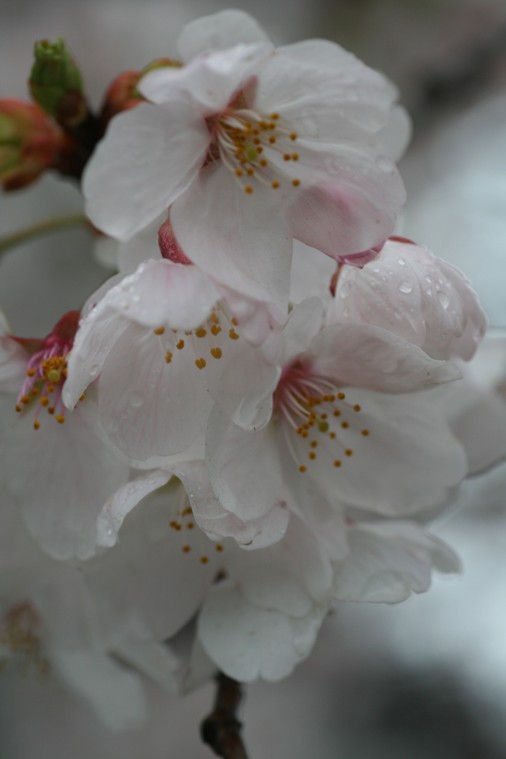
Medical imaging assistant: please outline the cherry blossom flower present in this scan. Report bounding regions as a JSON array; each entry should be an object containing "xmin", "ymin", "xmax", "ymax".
[
  {"xmin": 63, "ymin": 259, "xmax": 282, "ymax": 465},
  {"xmin": 0, "ymin": 309, "xmax": 130, "ymax": 559},
  {"xmin": 83, "ymin": 9, "xmax": 407, "ymax": 306}
]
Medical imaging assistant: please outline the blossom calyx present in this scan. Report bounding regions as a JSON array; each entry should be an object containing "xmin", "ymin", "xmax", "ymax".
[
  {"xmin": 29, "ymin": 39, "xmax": 87, "ymax": 129},
  {"xmin": 0, "ymin": 99, "xmax": 74, "ymax": 190}
]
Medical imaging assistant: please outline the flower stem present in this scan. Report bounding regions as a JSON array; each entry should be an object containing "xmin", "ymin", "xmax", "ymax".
[
  {"xmin": 201, "ymin": 673, "xmax": 249, "ymax": 759},
  {"xmin": 0, "ymin": 213, "xmax": 89, "ymax": 257}
]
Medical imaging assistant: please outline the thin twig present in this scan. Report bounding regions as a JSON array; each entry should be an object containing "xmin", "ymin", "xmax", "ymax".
[
  {"xmin": 201, "ymin": 673, "xmax": 249, "ymax": 759},
  {"xmin": 0, "ymin": 213, "xmax": 89, "ymax": 257}
]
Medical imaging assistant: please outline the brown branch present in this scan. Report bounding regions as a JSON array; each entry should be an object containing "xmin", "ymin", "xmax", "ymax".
[{"xmin": 200, "ymin": 673, "xmax": 249, "ymax": 759}]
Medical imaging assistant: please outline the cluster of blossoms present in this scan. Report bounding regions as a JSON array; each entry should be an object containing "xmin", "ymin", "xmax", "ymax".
[{"xmin": 1, "ymin": 9, "xmax": 506, "ymax": 730}]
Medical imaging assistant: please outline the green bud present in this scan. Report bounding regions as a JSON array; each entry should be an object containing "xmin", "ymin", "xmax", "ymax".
[{"xmin": 29, "ymin": 39, "xmax": 85, "ymax": 124}]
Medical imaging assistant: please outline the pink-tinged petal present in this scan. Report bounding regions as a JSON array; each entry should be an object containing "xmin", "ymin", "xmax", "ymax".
[
  {"xmin": 310, "ymin": 323, "xmax": 461, "ymax": 393},
  {"xmin": 140, "ymin": 44, "xmax": 271, "ymax": 114},
  {"xmin": 198, "ymin": 583, "xmax": 326, "ymax": 682},
  {"xmin": 177, "ymin": 9, "xmax": 271, "ymax": 62},
  {"xmin": 175, "ymin": 461, "xmax": 289, "ymax": 549},
  {"xmin": 331, "ymin": 240, "xmax": 487, "ymax": 360},
  {"xmin": 105, "ymin": 259, "xmax": 220, "ymax": 331},
  {"xmin": 97, "ymin": 469, "xmax": 172, "ymax": 547},
  {"xmin": 171, "ymin": 164, "xmax": 291, "ymax": 306},
  {"xmin": 281, "ymin": 141, "xmax": 405, "ymax": 259},
  {"xmin": 97, "ymin": 322, "xmax": 214, "ymax": 460},
  {"xmin": 83, "ymin": 102, "xmax": 209, "ymax": 241},
  {"xmin": 297, "ymin": 389, "xmax": 468, "ymax": 516},
  {"xmin": 0, "ymin": 397, "xmax": 130, "ymax": 560},
  {"xmin": 206, "ymin": 407, "xmax": 289, "ymax": 522},
  {"xmin": 256, "ymin": 39, "xmax": 398, "ymax": 141},
  {"xmin": 218, "ymin": 287, "xmax": 286, "ymax": 346},
  {"xmin": 333, "ymin": 521, "xmax": 460, "ymax": 603}
]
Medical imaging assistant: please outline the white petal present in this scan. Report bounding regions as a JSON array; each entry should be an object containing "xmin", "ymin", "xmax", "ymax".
[
  {"xmin": 97, "ymin": 322, "xmax": 214, "ymax": 460},
  {"xmin": 0, "ymin": 335, "xmax": 26, "ymax": 393},
  {"xmin": 278, "ymin": 297, "xmax": 325, "ymax": 366},
  {"xmin": 290, "ymin": 240, "xmax": 336, "ymax": 304},
  {"xmin": 140, "ymin": 44, "xmax": 271, "ymax": 113},
  {"xmin": 333, "ymin": 521, "xmax": 460, "ymax": 603},
  {"xmin": 52, "ymin": 650, "xmax": 146, "ymax": 730},
  {"xmin": 0, "ymin": 397, "xmax": 130, "ymax": 560},
  {"xmin": 198, "ymin": 583, "xmax": 326, "ymax": 681},
  {"xmin": 171, "ymin": 164, "xmax": 291, "ymax": 307},
  {"xmin": 84, "ymin": 102, "xmax": 209, "ymax": 240},
  {"xmin": 207, "ymin": 407, "xmax": 288, "ymax": 522},
  {"xmin": 177, "ymin": 9, "xmax": 271, "ymax": 62},
  {"xmin": 257, "ymin": 39, "xmax": 398, "ymax": 140},
  {"xmin": 299, "ymin": 389, "xmax": 468, "ymax": 515},
  {"xmin": 311, "ymin": 323, "xmax": 461, "ymax": 392},
  {"xmin": 175, "ymin": 461, "xmax": 289, "ymax": 548},
  {"xmin": 97, "ymin": 469, "xmax": 172, "ymax": 547}
]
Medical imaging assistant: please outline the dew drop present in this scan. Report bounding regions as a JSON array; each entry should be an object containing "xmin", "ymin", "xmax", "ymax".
[
  {"xmin": 436, "ymin": 290, "xmax": 450, "ymax": 310},
  {"xmin": 89, "ymin": 364, "xmax": 99, "ymax": 378},
  {"xmin": 398, "ymin": 258, "xmax": 406, "ymax": 266},
  {"xmin": 130, "ymin": 392, "xmax": 144, "ymax": 408},
  {"xmin": 399, "ymin": 281, "xmax": 413, "ymax": 294}
]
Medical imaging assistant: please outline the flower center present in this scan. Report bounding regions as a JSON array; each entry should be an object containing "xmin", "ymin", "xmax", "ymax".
[
  {"xmin": 210, "ymin": 107, "xmax": 301, "ymax": 195},
  {"xmin": 14, "ymin": 310, "xmax": 81, "ymax": 430},
  {"xmin": 274, "ymin": 363, "xmax": 370, "ymax": 474}
]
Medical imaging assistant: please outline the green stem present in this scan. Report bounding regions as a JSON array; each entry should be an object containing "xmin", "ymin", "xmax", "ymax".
[{"xmin": 0, "ymin": 213, "xmax": 89, "ymax": 257}]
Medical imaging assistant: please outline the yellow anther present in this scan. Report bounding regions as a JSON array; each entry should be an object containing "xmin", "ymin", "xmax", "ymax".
[
  {"xmin": 165, "ymin": 351, "xmax": 173, "ymax": 364},
  {"xmin": 244, "ymin": 185, "xmax": 254, "ymax": 194},
  {"xmin": 361, "ymin": 429, "xmax": 370, "ymax": 436},
  {"xmin": 283, "ymin": 154, "xmax": 291, "ymax": 161},
  {"xmin": 292, "ymin": 178, "xmax": 301, "ymax": 187},
  {"xmin": 55, "ymin": 415, "xmax": 65, "ymax": 424},
  {"xmin": 200, "ymin": 556, "xmax": 209, "ymax": 565},
  {"xmin": 33, "ymin": 420, "xmax": 40, "ymax": 430},
  {"xmin": 195, "ymin": 358, "xmax": 207, "ymax": 370},
  {"xmin": 329, "ymin": 432, "xmax": 336, "ymax": 440},
  {"xmin": 210, "ymin": 347, "xmax": 222, "ymax": 359},
  {"xmin": 318, "ymin": 421, "xmax": 329, "ymax": 433},
  {"xmin": 270, "ymin": 113, "xmax": 280, "ymax": 120},
  {"xmin": 210, "ymin": 324, "xmax": 222, "ymax": 336},
  {"xmin": 269, "ymin": 136, "xmax": 276, "ymax": 144},
  {"xmin": 229, "ymin": 328, "xmax": 239, "ymax": 340},
  {"xmin": 182, "ymin": 545, "xmax": 191, "ymax": 554},
  {"xmin": 186, "ymin": 522, "xmax": 195, "ymax": 530},
  {"xmin": 26, "ymin": 368, "xmax": 36, "ymax": 377},
  {"xmin": 215, "ymin": 544, "xmax": 224, "ymax": 553},
  {"xmin": 353, "ymin": 404, "xmax": 361, "ymax": 412},
  {"xmin": 176, "ymin": 339, "xmax": 185, "ymax": 350},
  {"xmin": 272, "ymin": 180, "xmax": 280, "ymax": 189},
  {"xmin": 345, "ymin": 449, "xmax": 353, "ymax": 457},
  {"xmin": 246, "ymin": 168, "xmax": 254, "ymax": 176},
  {"xmin": 290, "ymin": 132, "xmax": 298, "ymax": 140},
  {"xmin": 235, "ymin": 168, "xmax": 244, "ymax": 177},
  {"xmin": 153, "ymin": 326, "xmax": 165, "ymax": 335},
  {"xmin": 334, "ymin": 460, "xmax": 342, "ymax": 468},
  {"xmin": 195, "ymin": 327, "xmax": 207, "ymax": 338},
  {"xmin": 299, "ymin": 465, "xmax": 307, "ymax": 473},
  {"xmin": 308, "ymin": 451, "xmax": 316, "ymax": 460},
  {"xmin": 310, "ymin": 441, "xmax": 318, "ymax": 448},
  {"xmin": 337, "ymin": 392, "xmax": 346, "ymax": 400},
  {"xmin": 291, "ymin": 153, "xmax": 299, "ymax": 161},
  {"xmin": 40, "ymin": 396, "xmax": 49, "ymax": 407},
  {"xmin": 260, "ymin": 159, "xmax": 268, "ymax": 167},
  {"xmin": 341, "ymin": 421, "xmax": 349, "ymax": 429}
]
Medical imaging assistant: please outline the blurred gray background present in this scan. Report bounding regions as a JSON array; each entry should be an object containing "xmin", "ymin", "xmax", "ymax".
[{"xmin": 2, "ymin": 1, "xmax": 506, "ymax": 757}]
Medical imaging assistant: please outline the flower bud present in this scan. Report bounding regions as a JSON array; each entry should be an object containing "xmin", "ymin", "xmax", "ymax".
[
  {"xmin": 29, "ymin": 39, "xmax": 87, "ymax": 129},
  {"xmin": 0, "ymin": 99, "xmax": 73, "ymax": 190},
  {"xmin": 100, "ymin": 58, "xmax": 181, "ymax": 127}
]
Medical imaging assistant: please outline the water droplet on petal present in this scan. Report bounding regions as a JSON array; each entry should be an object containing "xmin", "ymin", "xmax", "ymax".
[
  {"xmin": 130, "ymin": 392, "xmax": 144, "ymax": 408},
  {"xmin": 89, "ymin": 364, "xmax": 99, "ymax": 378},
  {"xmin": 398, "ymin": 258, "xmax": 406, "ymax": 266},
  {"xmin": 399, "ymin": 281, "xmax": 413, "ymax": 294},
  {"xmin": 437, "ymin": 290, "xmax": 450, "ymax": 309}
]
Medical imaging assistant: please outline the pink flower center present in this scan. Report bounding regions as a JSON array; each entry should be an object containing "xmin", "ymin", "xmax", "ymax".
[
  {"xmin": 14, "ymin": 310, "xmax": 81, "ymax": 430},
  {"xmin": 273, "ymin": 362, "xmax": 370, "ymax": 474}
]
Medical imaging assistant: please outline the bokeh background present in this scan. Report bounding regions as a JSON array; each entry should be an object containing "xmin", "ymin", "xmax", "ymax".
[{"xmin": 1, "ymin": 1, "xmax": 506, "ymax": 756}]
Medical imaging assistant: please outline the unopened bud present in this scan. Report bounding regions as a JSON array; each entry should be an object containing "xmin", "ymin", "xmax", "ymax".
[
  {"xmin": 101, "ymin": 58, "xmax": 181, "ymax": 127},
  {"xmin": 0, "ymin": 99, "xmax": 74, "ymax": 190},
  {"xmin": 29, "ymin": 38, "xmax": 87, "ymax": 128}
]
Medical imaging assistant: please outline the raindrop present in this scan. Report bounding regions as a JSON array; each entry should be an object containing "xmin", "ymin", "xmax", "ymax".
[
  {"xmin": 437, "ymin": 290, "xmax": 450, "ymax": 310},
  {"xmin": 398, "ymin": 258, "xmax": 406, "ymax": 266},
  {"xmin": 399, "ymin": 281, "xmax": 413, "ymax": 294},
  {"xmin": 89, "ymin": 364, "xmax": 99, "ymax": 378}
]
